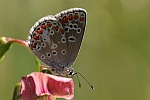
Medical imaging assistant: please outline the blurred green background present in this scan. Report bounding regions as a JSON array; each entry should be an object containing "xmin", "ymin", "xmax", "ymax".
[{"xmin": 0, "ymin": 0, "xmax": 150, "ymax": 100}]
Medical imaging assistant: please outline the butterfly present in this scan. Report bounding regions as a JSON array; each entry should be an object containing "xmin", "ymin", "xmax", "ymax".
[{"xmin": 27, "ymin": 8, "xmax": 86, "ymax": 77}]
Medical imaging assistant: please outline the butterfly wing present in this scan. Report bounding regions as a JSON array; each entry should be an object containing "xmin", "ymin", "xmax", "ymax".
[
  {"xmin": 27, "ymin": 8, "xmax": 86, "ymax": 71},
  {"xmin": 55, "ymin": 8, "xmax": 87, "ymax": 68}
]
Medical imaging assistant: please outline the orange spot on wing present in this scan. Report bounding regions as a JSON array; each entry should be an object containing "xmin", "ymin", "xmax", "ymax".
[
  {"xmin": 80, "ymin": 17, "xmax": 84, "ymax": 21},
  {"xmin": 47, "ymin": 22, "xmax": 52, "ymax": 27},
  {"xmin": 37, "ymin": 28, "xmax": 43, "ymax": 34},
  {"xmin": 74, "ymin": 15, "xmax": 78, "ymax": 20},
  {"xmin": 60, "ymin": 28, "xmax": 64, "ymax": 34},
  {"xmin": 62, "ymin": 16, "xmax": 68, "ymax": 23},
  {"xmin": 41, "ymin": 24, "xmax": 46, "ymax": 29},
  {"xmin": 33, "ymin": 35, "xmax": 39, "ymax": 40},
  {"xmin": 68, "ymin": 15, "xmax": 73, "ymax": 21},
  {"xmin": 32, "ymin": 42, "xmax": 37, "ymax": 48},
  {"xmin": 54, "ymin": 25, "xmax": 59, "ymax": 31}
]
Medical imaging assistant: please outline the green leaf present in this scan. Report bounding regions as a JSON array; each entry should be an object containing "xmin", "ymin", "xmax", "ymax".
[
  {"xmin": 12, "ymin": 83, "xmax": 21, "ymax": 100},
  {"xmin": 33, "ymin": 55, "xmax": 52, "ymax": 73},
  {"xmin": 0, "ymin": 37, "xmax": 12, "ymax": 61},
  {"xmin": 33, "ymin": 55, "xmax": 41, "ymax": 71}
]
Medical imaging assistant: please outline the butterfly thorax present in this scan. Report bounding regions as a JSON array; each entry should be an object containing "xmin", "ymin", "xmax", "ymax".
[{"xmin": 48, "ymin": 66, "xmax": 75, "ymax": 77}]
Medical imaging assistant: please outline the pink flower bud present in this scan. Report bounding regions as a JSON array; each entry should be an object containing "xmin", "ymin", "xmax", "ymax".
[{"xmin": 20, "ymin": 72, "xmax": 74, "ymax": 100}]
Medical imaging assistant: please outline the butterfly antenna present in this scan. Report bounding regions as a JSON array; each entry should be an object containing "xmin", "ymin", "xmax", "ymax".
[
  {"xmin": 76, "ymin": 73, "xmax": 82, "ymax": 88},
  {"xmin": 76, "ymin": 72, "xmax": 94, "ymax": 90}
]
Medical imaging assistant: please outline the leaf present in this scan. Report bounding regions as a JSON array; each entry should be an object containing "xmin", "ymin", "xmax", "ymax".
[
  {"xmin": 33, "ymin": 55, "xmax": 41, "ymax": 71},
  {"xmin": 0, "ymin": 37, "xmax": 12, "ymax": 61},
  {"xmin": 12, "ymin": 83, "xmax": 22, "ymax": 100}
]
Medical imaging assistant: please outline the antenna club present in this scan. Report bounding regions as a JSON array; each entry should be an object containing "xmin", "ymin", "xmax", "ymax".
[
  {"xmin": 91, "ymin": 86, "xmax": 94, "ymax": 90},
  {"xmin": 76, "ymin": 72, "xmax": 94, "ymax": 90}
]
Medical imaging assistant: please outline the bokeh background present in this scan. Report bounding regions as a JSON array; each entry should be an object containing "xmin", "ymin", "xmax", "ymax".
[{"xmin": 0, "ymin": 0, "xmax": 150, "ymax": 100}]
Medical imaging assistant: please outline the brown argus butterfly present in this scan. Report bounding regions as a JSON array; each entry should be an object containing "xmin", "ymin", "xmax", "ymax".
[{"xmin": 27, "ymin": 8, "xmax": 86, "ymax": 77}]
